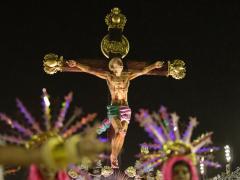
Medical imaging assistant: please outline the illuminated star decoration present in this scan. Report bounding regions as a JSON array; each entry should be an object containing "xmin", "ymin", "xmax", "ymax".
[
  {"xmin": 0, "ymin": 88, "xmax": 97, "ymax": 150},
  {"xmin": 134, "ymin": 106, "xmax": 221, "ymax": 174}
]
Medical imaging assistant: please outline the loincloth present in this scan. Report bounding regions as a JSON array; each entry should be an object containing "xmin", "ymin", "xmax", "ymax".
[
  {"xmin": 107, "ymin": 105, "xmax": 131, "ymax": 124},
  {"xmin": 97, "ymin": 105, "xmax": 131, "ymax": 135}
]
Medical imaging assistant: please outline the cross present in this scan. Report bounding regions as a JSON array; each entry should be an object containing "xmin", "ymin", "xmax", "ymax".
[
  {"xmin": 42, "ymin": 7, "xmax": 186, "ymax": 168},
  {"xmin": 43, "ymin": 54, "xmax": 185, "ymax": 78}
]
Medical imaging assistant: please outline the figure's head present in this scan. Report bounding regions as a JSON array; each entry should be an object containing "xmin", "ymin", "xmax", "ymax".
[
  {"xmin": 109, "ymin": 57, "xmax": 123, "ymax": 76},
  {"xmin": 172, "ymin": 161, "xmax": 191, "ymax": 180}
]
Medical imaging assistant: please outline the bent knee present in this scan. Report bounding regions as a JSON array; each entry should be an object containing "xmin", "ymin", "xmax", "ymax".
[{"xmin": 118, "ymin": 128, "xmax": 127, "ymax": 137}]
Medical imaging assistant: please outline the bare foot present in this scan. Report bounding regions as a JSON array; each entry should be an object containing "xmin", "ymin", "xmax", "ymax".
[{"xmin": 110, "ymin": 154, "xmax": 119, "ymax": 169}]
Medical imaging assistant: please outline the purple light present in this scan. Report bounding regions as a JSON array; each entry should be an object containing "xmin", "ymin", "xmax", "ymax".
[
  {"xmin": 54, "ymin": 92, "xmax": 73, "ymax": 130},
  {"xmin": 16, "ymin": 98, "xmax": 41, "ymax": 133},
  {"xmin": 98, "ymin": 137, "xmax": 108, "ymax": 143},
  {"xmin": 203, "ymin": 160, "xmax": 222, "ymax": 168},
  {"xmin": 12, "ymin": 121, "xmax": 33, "ymax": 137},
  {"xmin": 197, "ymin": 146, "xmax": 220, "ymax": 153}
]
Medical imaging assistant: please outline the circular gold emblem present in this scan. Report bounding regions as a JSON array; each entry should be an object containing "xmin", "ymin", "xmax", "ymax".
[{"xmin": 101, "ymin": 35, "xmax": 129, "ymax": 59}]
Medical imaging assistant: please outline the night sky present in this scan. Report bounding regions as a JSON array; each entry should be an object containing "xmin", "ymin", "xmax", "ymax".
[{"xmin": 0, "ymin": 0, "xmax": 240, "ymax": 179}]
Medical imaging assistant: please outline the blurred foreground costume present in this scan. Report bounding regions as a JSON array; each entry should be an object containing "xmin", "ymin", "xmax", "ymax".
[
  {"xmin": 134, "ymin": 106, "xmax": 220, "ymax": 179},
  {"xmin": 0, "ymin": 89, "xmax": 108, "ymax": 180}
]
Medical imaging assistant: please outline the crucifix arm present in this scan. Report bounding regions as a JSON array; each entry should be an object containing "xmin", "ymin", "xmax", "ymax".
[
  {"xmin": 66, "ymin": 60, "xmax": 108, "ymax": 79},
  {"xmin": 129, "ymin": 61, "xmax": 164, "ymax": 80},
  {"xmin": 43, "ymin": 53, "xmax": 108, "ymax": 79}
]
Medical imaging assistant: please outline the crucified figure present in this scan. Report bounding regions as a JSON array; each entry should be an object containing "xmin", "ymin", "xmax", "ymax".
[
  {"xmin": 43, "ymin": 53, "xmax": 185, "ymax": 168},
  {"xmin": 64, "ymin": 57, "xmax": 164, "ymax": 168},
  {"xmin": 42, "ymin": 7, "xmax": 186, "ymax": 169}
]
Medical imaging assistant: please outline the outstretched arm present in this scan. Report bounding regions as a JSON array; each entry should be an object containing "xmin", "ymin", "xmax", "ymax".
[
  {"xmin": 43, "ymin": 53, "xmax": 108, "ymax": 79},
  {"xmin": 129, "ymin": 61, "xmax": 164, "ymax": 80},
  {"xmin": 66, "ymin": 60, "xmax": 108, "ymax": 79}
]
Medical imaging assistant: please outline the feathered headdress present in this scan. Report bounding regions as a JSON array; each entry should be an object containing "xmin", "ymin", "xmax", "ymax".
[
  {"xmin": 0, "ymin": 89, "xmax": 98, "ymax": 179},
  {"xmin": 135, "ymin": 106, "xmax": 221, "ymax": 173}
]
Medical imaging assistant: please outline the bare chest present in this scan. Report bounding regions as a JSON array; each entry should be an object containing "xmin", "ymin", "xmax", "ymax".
[{"xmin": 107, "ymin": 74, "xmax": 130, "ymax": 89}]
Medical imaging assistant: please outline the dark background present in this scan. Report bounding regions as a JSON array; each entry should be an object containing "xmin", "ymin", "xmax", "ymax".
[{"xmin": 0, "ymin": 0, "xmax": 239, "ymax": 179}]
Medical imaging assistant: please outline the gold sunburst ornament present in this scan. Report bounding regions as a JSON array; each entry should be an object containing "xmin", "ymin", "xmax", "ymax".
[
  {"xmin": 135, "ymin": 106, "xmax": 221, "ymax": 174},
  {"xmin": 0, "ymin": 89, "xmax": 103, "ymax": 178}
]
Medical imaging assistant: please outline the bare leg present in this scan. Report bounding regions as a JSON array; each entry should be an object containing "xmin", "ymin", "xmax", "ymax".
[
  {"xmin": 110, "ymin": 119, "xmax": 128, "ymax": 168},
  {"xmin": 113, "ymin": 121, "xmax": 128, "ymax": 157}
]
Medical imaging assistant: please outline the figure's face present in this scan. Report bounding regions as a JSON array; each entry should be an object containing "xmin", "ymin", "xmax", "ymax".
[
  {"xmin": 112, "ymin": 63, "xmax": 123, "ymax": 76},
  {"xmin": 110, "ymin": 58, "xmax": 123, "ymax": 76},
  {"xmin": 172, "ymin": 164, "xmax": 191, "ymax": 180}
]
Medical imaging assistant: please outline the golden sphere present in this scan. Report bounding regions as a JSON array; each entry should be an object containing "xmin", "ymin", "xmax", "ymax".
[
  {"xmin": 43, "ymin": 53, "xmax": 59, "ymax": 67},
  {"xmin": 112, "ymin": 7, "xmax": 120, "ymax": 14},
  {"xmin": 44, "ymin": 59, "xmax": 58, "ymax": 67},
  {"xmin": 112, "ymin": 16, "xmax": 121, "ymax": 23}
]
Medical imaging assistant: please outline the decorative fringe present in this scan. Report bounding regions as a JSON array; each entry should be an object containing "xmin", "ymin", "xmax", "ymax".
[
  {"xmin": 0, "ymin": 135, "xmax": 24, "ymax": 145},
  {"xmin": 54, "ymin": 92, "xmax": 73, "ymax": 130},
  {"xmin": 182, "ymin": 117, "xmax": 198, "ymax": 143},
  {"xmin": 42, "ymin": 88, "xmax": 51, "ymax": 130},
  {"xmin": 0, "ymin": 113, "xmax": 33, "ymax": 137},
  {"xmin": 192, "ymin": 132, "xmax": 213, "ymax": 152},
  {"xmin": 16, "ymin": 98, "xmax": 41, "ymax": 133},
  {"xmin": 63, "ymin": 113, "xmax": 97, "ymax": 138},
  {"xmin": 170, "ymin": 113, "xmax": 180, "ymax": 140},
  {"xmin": 61, "ymin": 107, "xmax": 82, "ymax": 132}
]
